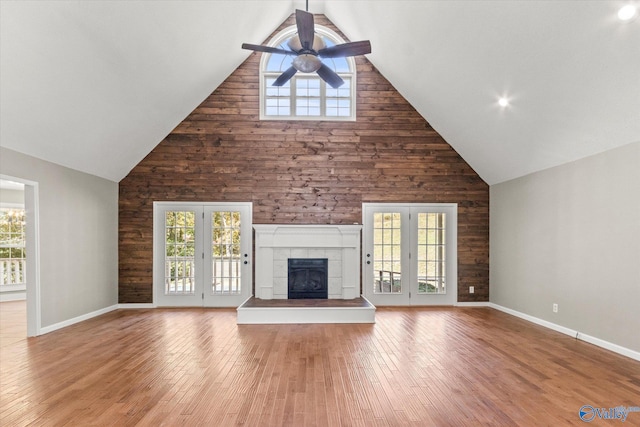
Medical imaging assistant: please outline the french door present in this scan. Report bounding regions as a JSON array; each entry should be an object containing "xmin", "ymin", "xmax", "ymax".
[
  {"xmin": 153, "ymin": 202, "xmax": 252, "ymax": 307},
  {"xmin": 362, "ymin": 203, "xmax": 457, "ymax": 306}
]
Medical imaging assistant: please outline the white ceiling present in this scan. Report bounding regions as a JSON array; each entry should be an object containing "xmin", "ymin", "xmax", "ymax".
[{"xmin": 1, "ymin": 1, "xmax": 638, "ymax": 185}]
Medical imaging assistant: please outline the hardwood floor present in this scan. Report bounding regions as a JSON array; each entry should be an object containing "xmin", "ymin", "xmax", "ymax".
[{"xmin": 1, "ymin": 302, "xmax": 639, "ymax": 426}]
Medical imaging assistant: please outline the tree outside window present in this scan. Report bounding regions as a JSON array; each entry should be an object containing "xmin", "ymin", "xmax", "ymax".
[{"xmin": 0, "ymin": 208, "xmax": 26, "ymax": 286}]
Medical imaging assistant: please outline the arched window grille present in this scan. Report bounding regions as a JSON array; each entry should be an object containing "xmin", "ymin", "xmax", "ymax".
[{"xmin": 260, "ymin": 24, "xmax": 356, "ymax": 121}]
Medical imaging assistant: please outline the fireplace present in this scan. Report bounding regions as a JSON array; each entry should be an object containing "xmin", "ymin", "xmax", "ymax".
[
  {"xmin": 253, "ymin": 224, "xmax": 362, "ymax": 299},
  {"xmin": 288, "ymin": 258, "xmax": 328, "ymax": 299}
]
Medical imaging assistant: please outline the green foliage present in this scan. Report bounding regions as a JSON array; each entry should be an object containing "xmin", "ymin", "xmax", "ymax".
[
  {"xmin": 212, "ymin": 211, "xmax": 241, "ymax": 257},
  {"xmin": 0, "ymin": 208, "xmax": 25, "ymax": 256},
  {"xmin": 164, "ymin": 210, "xmax": 242, "ymax": 283}
]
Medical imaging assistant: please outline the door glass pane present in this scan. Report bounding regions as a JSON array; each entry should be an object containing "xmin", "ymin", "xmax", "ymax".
[
  {"xmin": 211, "ymin": 211, "xmax": 241, "ymax": 294},
  {"xmin": 164, "ymin": 211, "xmax": 196, "ymax": 295},
  {"xmin": 417, "ymin": 213, "xmax": 446, "ymax": 294},
  {"xmin": 373, "ymin": 212, "xmax": 402, "ymax": 294}
]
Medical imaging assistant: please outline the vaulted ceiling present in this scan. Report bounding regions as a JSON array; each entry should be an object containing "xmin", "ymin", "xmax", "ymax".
[{"xmin": 1, "ymin": 1, "xmax": 638, "ymax": 185}]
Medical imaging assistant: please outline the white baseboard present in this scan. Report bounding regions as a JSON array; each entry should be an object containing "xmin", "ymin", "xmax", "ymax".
[
  {"xmin": 39, "ymin": 304, "xmax": 118, "ymax": 335},
  {"xmin": 117, "ymin": 303, "xmax": 155, "ymax": 309},
  {"xmin": 489, "ymin": 303, "xmax": 640, "ymax": 362},
  {"xmin": 574, "ymin": 332, "xmax": 640, "ymax": 363}
]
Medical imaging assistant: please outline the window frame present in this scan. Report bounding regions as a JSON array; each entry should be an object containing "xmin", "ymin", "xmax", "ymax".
[
  {"xmin": 259, "ymin": 25, "xmax": 357, "ymax": 121},
  {"xmin": 0, "ymin": 204, "xmax": 26, "ymax": 290}
]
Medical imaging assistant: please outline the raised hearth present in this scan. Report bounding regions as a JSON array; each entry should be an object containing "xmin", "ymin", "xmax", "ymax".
[{"xmin": 237, "ymin": 296, "xmax": 376, "ymax": 324}]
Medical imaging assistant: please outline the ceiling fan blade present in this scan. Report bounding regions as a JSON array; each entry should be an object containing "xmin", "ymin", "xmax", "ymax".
[
  {"xmin": 318, "ymin": 40, "xmax": 372, "ymax": 58},
  {"xmin": 273, "ymin": 66, "xmax": 298, "ymax": 86},
  {"xmin": 295, "ymin": 9, "xmax": 315, "ymax": 50},
  {"xmin": 242, "ymin": 43, "xmax": 295, "ymax": 56},
  {"xmin": 316, "ymin": 64, "xmax": 344, "ymax": 89}
]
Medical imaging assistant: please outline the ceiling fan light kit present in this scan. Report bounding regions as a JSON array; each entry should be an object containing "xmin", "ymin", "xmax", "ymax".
[
  {"xmin": 293, "ymin": 54, "xmax": 322, "ymax": 73},
  {"xmin": 242, "ymin": 9, "xmax": 371, "ymax": 88}
]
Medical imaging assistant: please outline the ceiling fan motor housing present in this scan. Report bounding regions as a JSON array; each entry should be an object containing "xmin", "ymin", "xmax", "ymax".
[{"xmin": 287, "ymin": 34, "xmax": 326, "ymax": 52}]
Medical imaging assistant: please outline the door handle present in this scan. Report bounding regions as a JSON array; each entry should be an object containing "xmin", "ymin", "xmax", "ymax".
[
  {"xmin": 366, "ymin": 253, "xmax": 371, "ymax": 264},
  {"xmin": 244, "ymin": 254, "xmax": 249, "ymax": 265}
]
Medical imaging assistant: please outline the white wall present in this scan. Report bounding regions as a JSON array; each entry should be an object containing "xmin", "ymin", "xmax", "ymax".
[
  {"xmin": 0, "ymin": 147, "xmax": 118, "ymax": 328},
  {"xmin": 490, "ymin": 142, "xmax": 640, "ymax": 353}
]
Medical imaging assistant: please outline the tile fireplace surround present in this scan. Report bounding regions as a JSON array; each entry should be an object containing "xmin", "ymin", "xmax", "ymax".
[{"xmin": 253, "ymin": 224, "xmax": 362, "ymax": 300}]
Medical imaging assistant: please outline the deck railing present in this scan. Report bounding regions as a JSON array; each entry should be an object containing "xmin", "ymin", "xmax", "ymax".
[
  {"xmin": 375, "ymin": 270, "xmax": 401, "ymax": 293},
  {"xmin": 164, "ymin": 256, "xmax": 242, "ymax": 293},
  {"xmin": 0, "ymin": 259, "xmax": 26, "ymax": 286}
]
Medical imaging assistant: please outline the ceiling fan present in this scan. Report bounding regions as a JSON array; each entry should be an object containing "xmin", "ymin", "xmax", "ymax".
[{"xmin": 241, "ymin": 9, "xmax": 371, "ymax": 89}]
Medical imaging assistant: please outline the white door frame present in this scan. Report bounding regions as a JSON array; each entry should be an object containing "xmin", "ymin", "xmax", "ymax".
[
  {"xmin": 362, "ymin": 203, "xmax": 457, "ymax": 306},
  {"xmin": 1, "ymin": 174, "xmax": 41, "ymax": 336},
  {"xmin": 153, "ymin": 201, "xmax": 253, "ymax": 307}
]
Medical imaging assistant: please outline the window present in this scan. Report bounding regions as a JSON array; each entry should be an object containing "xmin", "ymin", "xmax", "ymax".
[
  {"xmin": 417, "ymin": 213, "xmax": 447, "ymax": 294},
  {"xmin": 164, "ymin": 210, "xmax": 196, "ymax": 295},
  {"xmin": 261, "ymin": 25, "xmax": 356, "ymax": 121},
  {"xmin": 372, "ymin": 212, "xmax": 402, "ymax": 294},
  {"xmin": 0, "ymin": 208, "xmax": 26, "ymax": 287}
]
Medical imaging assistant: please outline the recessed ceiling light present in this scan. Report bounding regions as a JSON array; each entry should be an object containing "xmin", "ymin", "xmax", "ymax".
[
  {"xmin": 618, "ymin": 4, "xmax": 638, "ymax": 21},
  {"xmin": 498, "ymin": 97, "xmax": 509, "ymax": 107}
]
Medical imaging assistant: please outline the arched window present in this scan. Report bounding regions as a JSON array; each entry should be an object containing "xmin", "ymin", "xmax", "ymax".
[{"xmin": 260, "ymin": 24, "xmax": 356, "ymax": 121}]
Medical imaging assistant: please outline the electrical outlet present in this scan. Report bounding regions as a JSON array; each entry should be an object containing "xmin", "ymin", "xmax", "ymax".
[
  {"xmin": 553, "ymin": 303, "xmax": 558, "ymax": 313},
  {"xmin": 469, "ymin": 286, "xmax": 475, "ymax": 294}
]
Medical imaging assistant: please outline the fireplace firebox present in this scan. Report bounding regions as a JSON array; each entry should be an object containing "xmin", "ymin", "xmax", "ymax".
[{"xmin": 288, "ymin": 258, "xmax": 328, "ymax": 299}]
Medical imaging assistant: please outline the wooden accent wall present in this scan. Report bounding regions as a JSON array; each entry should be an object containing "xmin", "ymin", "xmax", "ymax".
[{"xmin": 118, "ymin": 15, "xmax": 489, "ymax": 304}]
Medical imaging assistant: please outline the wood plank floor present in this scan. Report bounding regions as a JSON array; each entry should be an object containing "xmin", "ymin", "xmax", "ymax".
[{"xmin": 1, "ymin": 301, "xmax": 639, "ymax": 426}]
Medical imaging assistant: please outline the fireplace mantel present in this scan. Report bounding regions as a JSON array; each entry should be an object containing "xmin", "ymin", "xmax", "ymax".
[{"xmin": 253, "ymin": 224, "xmax": 362, "ymax": 300}]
